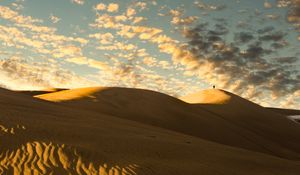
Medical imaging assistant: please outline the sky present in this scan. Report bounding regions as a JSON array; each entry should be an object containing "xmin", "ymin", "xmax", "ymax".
[{"xmin": 0, "ymin": 0, "xmax": 299, "ymax": 109}]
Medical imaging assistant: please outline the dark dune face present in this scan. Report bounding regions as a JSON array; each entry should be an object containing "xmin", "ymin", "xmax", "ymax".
[
  {"xmin": 0, "ymin": 87, "xmax": 300, "ymax": 175},
  {"xmin": 16, "ymin": 88, "xmax": 69, "ymax": 96}
]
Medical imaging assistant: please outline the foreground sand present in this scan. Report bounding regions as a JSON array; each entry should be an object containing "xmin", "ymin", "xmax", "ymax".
[{"xmin": 0, "ymin": 87, "xmax": 299, "ymax": 174}]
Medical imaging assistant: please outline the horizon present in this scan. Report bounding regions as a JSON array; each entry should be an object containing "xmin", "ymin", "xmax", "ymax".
[
  {"xmin": 2, "ymin": 85, "xmax": 298, "ymax": 110},
  {"xmin": 0, "ymin": 0, "xmax": 299, "ymax": 109}
]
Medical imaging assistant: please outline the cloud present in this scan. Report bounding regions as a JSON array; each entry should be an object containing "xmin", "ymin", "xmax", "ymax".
[
  {"xmin": 95, "ymin": 3, "xmax": 106, "ymax": 11},
  {"xmin": 277, "ymin": 0, "xmax": 300, "ymax": 38},
  {"xmin": 66, "ymin": 56, "xmax": 89, "ymax": 65},
  {"xmin": 127, "ymin": 8, "xmax": 136, "ymax": 17},
  {"xmin": 71, "ymin": 0, "xmax": 85, "ymax": 5},
  {"xmin": 96, "ymin": 42, "xmax": 137, "ymax": 51},
  {"xmin": 287, "ymin": 0, "xmax": 300, "ymax": 23},
  {"xmin": 11, "ymin": 2, "xmax": 24, "ymax": 11},
  {"xmin": 49, "ymin": 14, "xmax": 60, "ymax": 24},
  {"xmin": 265, "ymin": 14, "xmax": 281, "ymax": 20},
  {"xmin": 0, "ymin": 5, "xmax": 88, "ymax": 63},
  {"xmin": 264, "ymin": 1, "xmax": 273, "ymax": 8},
  {"xmin": 94, "ymin": 3, "xmax": 121, "ymax": 13},
  {"xmin": 89, "ymin": 32, "xmax": 114, "ymax": 45},
  {"xmin": 194, "ymin": 1, "xmax": 226, "ymax": 11},
  {"xmin": 107, "ymin": 3, "xmax": 119, "ymax": 13},
  {"xmin": 0, "ymin": 5, "xmax": 41, "ymax": 24},
  {"xmin": 132, "ymin": 2, "xmax": 147, "ymax": 11},
  {"xmin": 234, "ymin": 32, "xmax": 254, "ymax": 43},
  {"xmin": 66, "ymin": 56, "xmax": 110, "ymax": 72},
  {"xmin": 0, "ymin": 57, "xmax": 95, "ymax": 90},
  {"xmin": 87, "ymin": 59, "xmax": 110, "ymax": 71},
  {"xmin": 277, "ymin": 0, "xmax": 292, "ymax": 7},
  {"xmin": 52, "ymin": 45, "xmax": 82, "ymax": 58},
  {"xmin": 275, "ymin": 57, "xmax": 298, "ymax": 64},
  {"xmin": 257, "ymin": 26, "xmax": 275, "ymax": 34},
  {"xmin": 132, "ymin": 16, "xmax": 145, "ymax": 24},
  {"xmin": 166, "ymin": 9, "xmax": 199, "ymax": 26},
  {"xmin": 171, "ymin": 16, "xmax": 198, "ymax": 26},
  {"xmin": 143, "ymin": 57, "xmax": 157, "ymax": 67},
  {"xmin": 259, "ymin": 31, "xmax": 286, "ymax": 41}
]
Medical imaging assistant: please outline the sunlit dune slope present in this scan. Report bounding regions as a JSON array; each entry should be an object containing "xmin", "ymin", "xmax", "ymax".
[
  {"xmin": 180, "ymin": 89, "xmax": 232, "ymax": 104},
  {"xmin": 35, "ymin": 87, "xmax": 300, "ymax": 160},
  {"xmin": 35, "ymin": 87, "xmax": 108, "ymax": 101},
  {"xmin": 1, "ymin": 87, "xmax": 300, "ymax": 175}
]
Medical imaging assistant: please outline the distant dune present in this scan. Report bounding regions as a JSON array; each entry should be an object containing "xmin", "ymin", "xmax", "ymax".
[
  {"xmin": 268, "ymin": 107, "xmax": 300, "ymax": 116},
  {"xmin": 0, "ymin": 87, "xmax": 300, "ymax": 174}
]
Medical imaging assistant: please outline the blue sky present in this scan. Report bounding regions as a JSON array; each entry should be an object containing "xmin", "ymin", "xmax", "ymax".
[{"xmin": 0, "ymin": 0, "xmax": 299, "ymax": 109}]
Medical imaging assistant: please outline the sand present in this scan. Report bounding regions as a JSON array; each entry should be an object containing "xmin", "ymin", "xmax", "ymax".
[{"xmin": 0, "ymin": 87, "xmax": 299, "ymax": 174}]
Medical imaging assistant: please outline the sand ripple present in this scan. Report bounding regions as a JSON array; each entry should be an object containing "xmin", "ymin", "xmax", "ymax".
[{"xmin": 0, "ymin": 141, "xmax": 138, "ymax": 175}]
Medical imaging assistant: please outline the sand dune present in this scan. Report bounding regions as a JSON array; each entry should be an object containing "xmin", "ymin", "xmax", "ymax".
[
  {"xmin": 0, "ymin": 87, "xmax": 300, "ymax": 174},
  {"xmin": 36, "ymin": 87, "xmax": 300, "ymax": 159},
  {"xmin": 36, "ymin": 87, "xmax": 270, "ymax": 154}
]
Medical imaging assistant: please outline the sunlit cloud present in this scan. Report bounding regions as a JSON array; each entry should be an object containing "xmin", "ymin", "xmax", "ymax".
[
  {"xmin": 95, "ymin": 3, "xmax": 106, "ymax": 11},
  {"xmin": 264, "ymin": 1, "xmax": 273, "ymax": 8},
  {"xmin": 0, "ymin": 6, "xmax": 41, "ymax": 24},
  {"xmin": 194, "ymin": 0, "xmax": 227, "ymax": 11},
  {"xmin": 71, "ymin": 0, "xmax": 85, "ymax": 5},
  {"xmin": 107, "ymin": 3, "xmax": 119, "ymax": 13},
  {"xmin": 49, "ymin": 14, "xmax": 60, "ymax": 23}
]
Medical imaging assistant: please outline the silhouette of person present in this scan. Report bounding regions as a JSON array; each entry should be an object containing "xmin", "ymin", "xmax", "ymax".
[{"xmin": 213, "ymin": 85, "xmax": 215, "ymax": 89}]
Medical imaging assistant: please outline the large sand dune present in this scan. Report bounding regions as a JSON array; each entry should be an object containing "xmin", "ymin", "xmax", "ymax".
[{"xmin": 0, "ymin": 87, "xmax": 299, "ymax": 174}]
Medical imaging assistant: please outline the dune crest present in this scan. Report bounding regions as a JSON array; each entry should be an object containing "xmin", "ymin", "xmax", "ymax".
[{"xmin": 180, "ymin": 89, "xmax": 232, "ymax": 104}]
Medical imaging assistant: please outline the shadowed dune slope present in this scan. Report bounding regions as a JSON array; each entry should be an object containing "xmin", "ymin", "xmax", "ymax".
[
  {"xmin": 0, "ymin": 87, "xmax": 300, "ymax": 174},
  {"xmin": 17, "ymin": 88, "xmax": 69, "ymax": 96},
  {"xmin": 36, "ymin": 87, "xmax": 300, "ymax": 160},
  {"xmin": 181, "ymin": 89, "xmax": 300, "ymax": 159}
]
